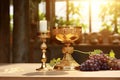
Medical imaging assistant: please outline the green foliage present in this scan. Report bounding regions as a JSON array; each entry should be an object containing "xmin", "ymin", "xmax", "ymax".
[
  {"xmin": 90, "ymin": 49, "xmax": 116, "ymax": 59},
  {"xmin": 92, "ymin": 49, "xmax": 103, "ymax": 54},
  {"xmin": 38, "ymin": 0, "xmax": 46, "ymax": 3},
  {"xmin": 99, "ymin": 1, "xmax": 120, "ymax": 32},
  {"xmin": 49, "ymin": 58, "xmax": 61, "ymax": 67},
  {"xmin": 10, "ymin": 14, "xmax": 13, "ymax": 20},
  {"xmin": 55, "ymin": 2, "xmax": 86, "ymax": 27},
  {"xmin": 109, "ymin": 50, "xmax": 115, "ymax": 58},
  {"xmin": 39, "ymin": 12, "xmax": 46, "ymax": 20},
  {"xmin": 10, "ymin": 14, "xmax": 13, "ymax": 32},
  {"xmin": 68, "ymin": 2, "xmax": 82, "ymax": 17},
  {"xmin": 80, "ymin": 23, "xmax": 88, "ymax": 32},
  {"xmin": 100, "ymin": 22, "xmax": 113, "ymax": 31},
  {"xmin": 55, "ymin": 17, "xmax": 66, "ymax": 26}
]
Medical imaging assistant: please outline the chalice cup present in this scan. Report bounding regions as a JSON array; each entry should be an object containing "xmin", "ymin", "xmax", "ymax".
[{"xmin": 53, "ymin": 26, "xmax": 82, "ymax": 70}]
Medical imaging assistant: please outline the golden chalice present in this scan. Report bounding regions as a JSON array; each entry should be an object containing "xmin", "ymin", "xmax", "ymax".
[{"xmin": 53, "ymin": 26, "xmax": 82, "ymax": 70}]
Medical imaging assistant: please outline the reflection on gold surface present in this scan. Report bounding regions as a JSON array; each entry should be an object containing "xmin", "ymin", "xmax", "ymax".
[
  {"xmin": 56, "ymin": 33, "xmax": 79, "ymax": 43},
  {"xmin": 53, "ymin": 26, "xmax": 82, "ymax": 43}
]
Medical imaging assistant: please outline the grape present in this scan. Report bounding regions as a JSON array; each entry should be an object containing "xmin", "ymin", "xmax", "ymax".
[
  {"xmin": 80, "ymin": 59, "xmax": 100, "ymax": 71},
  {"xmin": 80, "ymin": 53, "xmax": 111, "ymax": 71},
  {"xmin": 100, "ymin": 62, "xmax": 110, "ymax": 70},
  {"xmin": 79, "ymin": 50, "xmax": 120, "ymax": 71},
  {"xmin": 108, "ymin": 59, "xmax": 120, "ymax": 70}
]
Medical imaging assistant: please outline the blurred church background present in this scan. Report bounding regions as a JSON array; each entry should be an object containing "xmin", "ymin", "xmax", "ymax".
[{"xmin": 0, "ymin": 0, "xmax": 120, "ymax": 64}]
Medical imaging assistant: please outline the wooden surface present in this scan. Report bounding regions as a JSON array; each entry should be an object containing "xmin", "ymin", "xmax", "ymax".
[
  {"xmin": 13, "ymin": 0, "xmax": 30, "ymax": 62},
  {"xmin": 0, "ymin": 0, "xmax": 10, "ymax": 63},
  {"xmin": 0, "ymin": 63, "xmax": 120, "ymax": 80}
]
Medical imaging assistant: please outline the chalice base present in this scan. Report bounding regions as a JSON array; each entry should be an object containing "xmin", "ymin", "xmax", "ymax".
[{"xmin": 54, "ymin": 53, "xmax": 79, "ymax": 70}]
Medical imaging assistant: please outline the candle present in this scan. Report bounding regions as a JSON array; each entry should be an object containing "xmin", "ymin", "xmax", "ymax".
[{"xmin": 39, "ymin": 20, "xmax": 47, "ymax": 33}]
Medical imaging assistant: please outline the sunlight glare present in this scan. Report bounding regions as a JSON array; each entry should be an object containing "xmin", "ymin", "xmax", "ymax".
[{"xmin": 91, "ymin": 0, "xmax": 108, "ymax": 32}]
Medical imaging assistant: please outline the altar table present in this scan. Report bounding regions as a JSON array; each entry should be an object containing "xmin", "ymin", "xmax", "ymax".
[{"xmin": 0, "ymin": 63, "xmax": 120, "ymax": 80}]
